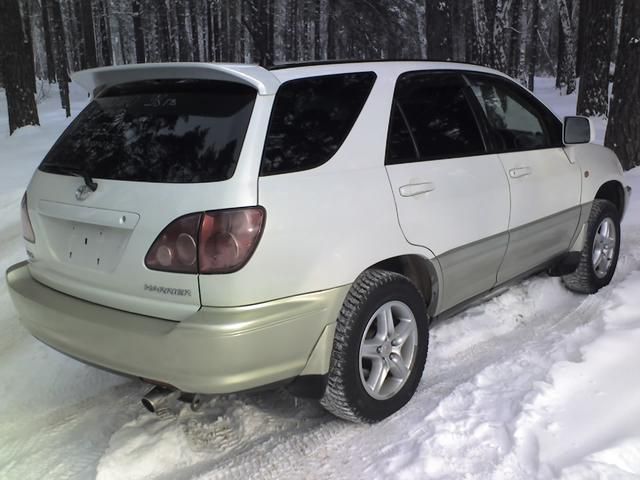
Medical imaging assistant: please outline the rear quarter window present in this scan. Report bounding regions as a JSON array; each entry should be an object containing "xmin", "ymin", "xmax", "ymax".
[
  {"xmin": 260, "ymin": 72, "xmax": 377, "ymax": 176},
  {"xmin": 39, "ymin": 79, "xmax": 256, "ymax": 183}
]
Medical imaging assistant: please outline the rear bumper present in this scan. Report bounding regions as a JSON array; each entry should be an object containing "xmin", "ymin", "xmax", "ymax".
[{"xmin": 6, "ymin": 261, "xmax": 348, "ymax": 394}]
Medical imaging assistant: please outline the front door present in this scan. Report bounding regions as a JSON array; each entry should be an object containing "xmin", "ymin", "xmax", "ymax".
[{"xmin": 466, "ymin": 73, "xmax": 581, "ymax": 283}]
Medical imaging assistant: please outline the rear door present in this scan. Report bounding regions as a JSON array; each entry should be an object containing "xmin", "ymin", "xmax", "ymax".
[
  {"xmin": 466, "ymin": 73, "xmax": 581, "ymax": 283},
  {"xmin": 384, "ymin": 71, "xmax": 510, "ymax": 312},
  {"xmin": 26, "ymin": 79, "xmax": 259, "ymax": 321}
]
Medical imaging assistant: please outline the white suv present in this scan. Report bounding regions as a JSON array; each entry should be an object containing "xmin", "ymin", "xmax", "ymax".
[{"xmin": 7, "ymin": 61, "xmax": 630, "ymax": 422}]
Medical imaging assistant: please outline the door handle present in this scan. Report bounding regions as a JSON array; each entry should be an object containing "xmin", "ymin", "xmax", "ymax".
[
  {"xmin": 399, "ymin": 182, "xmax": 435, "ymax": 197},
  {"xmin": 509, "ymin": 167, "xmax": 532, "ymax": 178}
]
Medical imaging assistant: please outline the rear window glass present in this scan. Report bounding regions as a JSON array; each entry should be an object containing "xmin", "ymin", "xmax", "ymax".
[
  {"xmin": 260, "ymin": 72, "xmax": 376, "ymax": 176},
  {"xmin": 388, "ymin": 72, "xmax": 486, "ymax": 163},
  {"xmin": 39, "ymin": 79, "xmax": 256, "ymax": 183}
]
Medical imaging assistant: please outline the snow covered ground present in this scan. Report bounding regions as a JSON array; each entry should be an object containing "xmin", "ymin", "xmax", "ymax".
[{"xmin": 1, "ymin": 78, "xmax": 640, "ymax": 480}]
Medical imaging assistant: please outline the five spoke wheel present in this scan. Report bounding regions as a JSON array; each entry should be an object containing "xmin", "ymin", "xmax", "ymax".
[
  {"xmin": 592, "ymin": 217, "xmax": 616, "ymax": 279},
  {"xmin": 359, "ymin": 301, "xmax": 418, "ymax": 400}
]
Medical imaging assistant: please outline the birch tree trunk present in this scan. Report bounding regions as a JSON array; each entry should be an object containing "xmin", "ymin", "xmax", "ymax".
[
  {"xmin": 490, "ymin": 0, "xmax": 508, "ymax": 71},
  {"xmin": 471, "ymin": 0, "xmax": 490, "ymax": 65}
]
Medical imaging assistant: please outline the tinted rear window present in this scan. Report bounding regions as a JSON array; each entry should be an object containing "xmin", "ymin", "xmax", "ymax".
[
  {"xmin": 260, "ymin": 72, "xmax": 376, "ymax": 176},
  {"xmin": 388, "ymin": 72, "xmax": 486, "ymax": 164},
  {"xmin": 39, "ymin": 80, "xmax": 256, "ymax": 183}
]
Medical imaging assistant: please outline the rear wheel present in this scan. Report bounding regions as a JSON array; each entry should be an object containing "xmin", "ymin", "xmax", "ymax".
[
  {"xmin": 320, "ymin": 269, "xmax": 429, "ymax": 423},
  {"xmin": 563, "ymin": 199, "xmax": 620, "ymax": 294}
]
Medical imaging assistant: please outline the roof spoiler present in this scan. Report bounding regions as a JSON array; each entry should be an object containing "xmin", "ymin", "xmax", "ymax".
[{"xmin": 72, "ymin": 62, "xmax": 281, "ymax": 96}]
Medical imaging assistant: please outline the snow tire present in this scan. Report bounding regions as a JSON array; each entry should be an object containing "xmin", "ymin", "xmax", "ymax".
[
  {"xmin": 320, "ymin": 269, "xmax": 429, "ymax": 423},
  {"xmin": 563, "ymin": 199, "xmax": 620, "ymax": 294}
]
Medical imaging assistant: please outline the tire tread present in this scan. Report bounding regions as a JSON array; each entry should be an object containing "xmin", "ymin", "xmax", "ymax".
[
  {"xmin": 320, "ymin": 269, "xmax": 426, "ymax": 423},
  {"xmin": 563, "ymin": 199, "xmax": 619, "ymax": 294}
]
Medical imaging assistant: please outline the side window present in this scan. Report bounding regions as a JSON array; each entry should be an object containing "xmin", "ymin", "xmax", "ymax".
[
  {"xmin": 261, "ymin": 72, "xmax": 376, "ymax": 176},
  {"xmin": 386, "ymin": 72, "xmax": 487, "ymax": 165},
  {"xmin": 387, "ymin": 104, "xmax": 418, "ymax": 163},
  {"xmin": 468, "ymin": 75, "xmax": 561, "ymax": 152}
]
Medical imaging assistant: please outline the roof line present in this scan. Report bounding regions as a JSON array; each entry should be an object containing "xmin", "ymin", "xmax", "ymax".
[{"xmin": 268, "ymin": 58, "xmax": 490, "ymax": 71}]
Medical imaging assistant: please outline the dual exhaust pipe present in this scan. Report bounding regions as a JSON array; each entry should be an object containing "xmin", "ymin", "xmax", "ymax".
[{"xmin": 141, "ymin": 386, "xmax": 202, "ymax": 415}]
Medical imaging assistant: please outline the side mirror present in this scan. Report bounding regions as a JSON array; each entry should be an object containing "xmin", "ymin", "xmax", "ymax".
[{"xmin": 564, "ymin": 116, "xmax": 594, "ymax": 144}]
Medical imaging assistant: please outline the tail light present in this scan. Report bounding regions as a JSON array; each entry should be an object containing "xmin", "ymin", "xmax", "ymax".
[
  {"xmin": 145, "ymin": 207, "xmax": 265, "ymax": 274},
  {"xmin": 21, "ymin": 193, "xmax": 36, "ymax": 243}
]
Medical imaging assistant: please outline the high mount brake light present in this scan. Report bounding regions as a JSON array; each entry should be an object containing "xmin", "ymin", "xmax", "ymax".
[
  {"xmin": 21, "ymin": 193, "xmax": 35, "ymax": 243},
  {"xmin": 145, "ymin": 207, "xmax": 265, "ymax": 274}
]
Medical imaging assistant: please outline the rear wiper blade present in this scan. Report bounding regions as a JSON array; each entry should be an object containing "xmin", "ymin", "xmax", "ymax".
[{"xmin": 43, "ymin": 164, "xmax": 98, "ymax": 192}]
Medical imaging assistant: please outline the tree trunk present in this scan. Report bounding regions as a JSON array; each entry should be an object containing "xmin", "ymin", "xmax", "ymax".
[
  {"xmin": 21, "ymin": 0, "xmax": 37, "ymax": 91},
  {"xmin": 604, "ymin": 0, "xmax": 640, "ymax": 170},
  {"xmin": 313, "ymin": 0, "xmax": 321, "ymax": 59},
  {"xmin": 556, "ymin": 9, "xmax": 564, "ymax": 88},
  {"xmin": 207, "ymin": 0, "xmax": 215, "ymax": 61},
  {"xmin": 508, "ymin": 0, "xmax": 523, "ymax": 77},
  {"xmin": 470, "ymin": 0, "xmax": 490, "ymax": 65},
  {"xmin": 80, "ymin": 0, "xmax": 98, "ymax": 68},
  {"xmin": 156, "ymin": 0, "xmax": 174, "ymax": 61},
  {"xmin": 527, "ymin": 0, "xmax": 540, "ymax": 91},
  {"xmin": 63, "ymin": 0, "xmax": 80, "ymax": 71},
  {"xmin": 41, "ymin": 0, "xmax": 57, "ymax": 82},
  {"xmin": 132, "ymin": 0, "xmax": 145, "ymax": 63},
  {"xmin": 188, "ymin": 0, "xmax": 201, "ymax": 61},
  {"xmin": 575, "ymin": 0, "xmax": 615, "ymax": 117},
  {"xmin": 557, "ymin": 0, "xmax": 577, "ymax": 94},
  {"xmin": 45, "ymin": 0, "xmax": 71, "ymax": 117},
  {"xmin": 490, "ymin": 0, "xmax": 508, "ymax": 71},
  {"xmin": 576, "ymin": 0, "xmax": 590, "ymax": 76},
  {"xmin": 327, "ymin": 0, "xmax": 336, "ymax": 59},
  {"xmin": 72, "ymin": 0, "xmax": 85, "ymax": 69},
  {"xmin": 96, "ymin": 0, "xmax": 112, "ymax": 66},
  {"xmin": 0, "ymin": 0, "xmax": 40, "ymax": 134},
  {"xmin": 425, "ymin": 0, "xmax": 453, "ymax": 61}
]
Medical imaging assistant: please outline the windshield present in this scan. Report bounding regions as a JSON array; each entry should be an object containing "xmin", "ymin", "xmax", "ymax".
[{"xmin": 39, "ymin": 79, "xmax": 257, "ymax": 183}]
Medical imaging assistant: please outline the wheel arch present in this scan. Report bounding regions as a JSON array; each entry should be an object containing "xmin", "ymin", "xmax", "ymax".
[
  {"xmin": 595, "ymin": 180, "xmax": 625, "ymax": 213},
  {"xmin": 368, "ymin": 254, "xmax": 440, "ymax": 318}
]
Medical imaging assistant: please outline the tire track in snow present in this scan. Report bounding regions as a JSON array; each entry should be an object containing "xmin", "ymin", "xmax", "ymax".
[
  {"xmin": 4, "ymin": 221, "xmax": 639, "ymax": 480},
  {"xmin": 123, "ymin": 228, "xmax": 640, "ymax": 480}
]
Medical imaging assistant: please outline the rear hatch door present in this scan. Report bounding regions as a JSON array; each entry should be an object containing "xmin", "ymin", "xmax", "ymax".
[{"xmin": 25, "ymin": 72, "xmax": 271, "ymax": 321}]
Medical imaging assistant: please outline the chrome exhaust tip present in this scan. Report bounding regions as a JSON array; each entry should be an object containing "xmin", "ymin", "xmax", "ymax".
[{"xmin": 141, "ymin": 386, "xmax": 180, "ymax": 415}]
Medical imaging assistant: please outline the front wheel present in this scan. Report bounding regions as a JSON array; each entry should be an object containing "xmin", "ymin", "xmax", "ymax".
[
  {"xmin": 563, "ymin": 199, "xmax": 621, "ymax": 294},
  {"xmin": 320, "ymin": 269, "xmax": 429, "ymax": 423}
]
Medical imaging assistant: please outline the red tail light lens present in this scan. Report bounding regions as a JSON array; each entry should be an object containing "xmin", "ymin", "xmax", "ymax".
[
  {"xmin": 145, "ymin": 213, "xmax": 201, "ymax": 273},
  {"xmin": 145, "ymin": 207, "xmax": 265, "ymax": 274},
  {"xmin": 21, "ymin": 193, "xmax": 36, "ymax": 243},
  {"xmin": 199, "ymin": 207, "xmax": 265, "ymax": 274}
]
